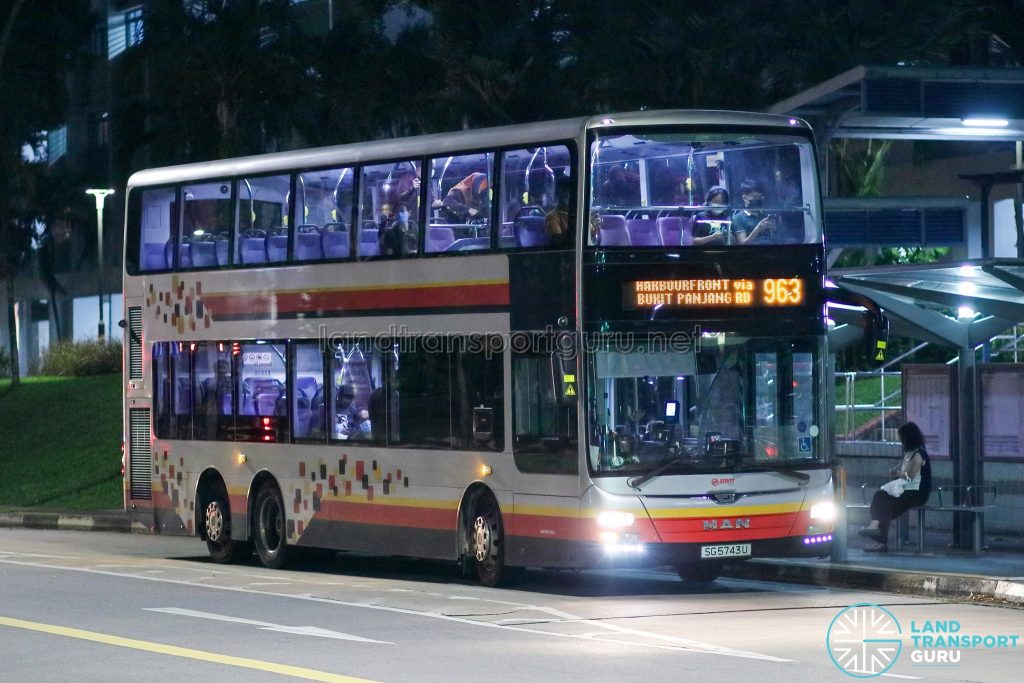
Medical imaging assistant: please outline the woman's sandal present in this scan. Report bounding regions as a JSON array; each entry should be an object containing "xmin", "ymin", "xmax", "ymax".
[{"xmin": 864, "ymin": 541, "xmax": 888, "ymax": 552}]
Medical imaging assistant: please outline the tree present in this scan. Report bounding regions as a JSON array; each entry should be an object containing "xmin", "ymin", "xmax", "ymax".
[
  {"xmin": 140, "ymin": 0, "xmax": 320, "ymax": 163},
  {"xmin": 0, "ymin": 0, "xmax": 90, "ymax": 383}
]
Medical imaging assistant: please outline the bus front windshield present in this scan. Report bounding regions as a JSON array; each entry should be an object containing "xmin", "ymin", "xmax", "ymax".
[
  {"xmin": 588, "ymin": 129, "xmax": 820, "ymax": 247},
  {"xmin": 586, "ymin": 335, "xmax": 824, "ymax": 476}
]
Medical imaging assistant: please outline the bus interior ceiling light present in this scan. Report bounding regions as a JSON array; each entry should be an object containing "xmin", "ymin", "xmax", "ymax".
[{"xmin": 961, "ymin": 117, "xmax": 1009, "ymax": 127}]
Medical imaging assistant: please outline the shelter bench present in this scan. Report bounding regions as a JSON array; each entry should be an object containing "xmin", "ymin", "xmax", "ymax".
[{"xmin": 846, "ymin": 484, "xmax": 996, "ymax": 556}]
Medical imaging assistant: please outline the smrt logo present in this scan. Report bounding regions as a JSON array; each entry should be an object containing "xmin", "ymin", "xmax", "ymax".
[{"xmin": 711, "ymin": 477, "xmax": 735, "ymax": 487}]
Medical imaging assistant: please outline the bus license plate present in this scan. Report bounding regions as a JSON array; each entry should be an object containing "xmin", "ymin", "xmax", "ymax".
[{"xmin": 700, "ymin": 543, "xmax": 751, "ymax": 559}]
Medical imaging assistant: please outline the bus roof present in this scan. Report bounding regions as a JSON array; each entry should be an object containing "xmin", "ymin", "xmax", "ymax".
[{"xmin": 126, "ymin": 110, "xmax": 811, "ymax": 189}]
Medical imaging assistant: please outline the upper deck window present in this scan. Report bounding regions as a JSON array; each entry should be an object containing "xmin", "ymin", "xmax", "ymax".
[
  {"xmin": 426, "ymin": 152, "xmax": 493, "ymax": 254},
  {"xmin": 499, "ymin": 144, "xmax": 575, "ymax": 249},
  {"xmin": 295, "ymin": 167, "xmax": 355, "ymax": 262},
  {"xmin": 588, "ymin": 130, "xmax": 819, "ymax": 248},
  {"xmin": 358, "ymin": 160, "xmax": 422, "ymax": 259},
  {"xmin": 236, "ymin": 174, "xmax": 289, "ymax": 266},
  {"xmin": 181, "ymin": 181, "xmax": 233, "ymax": 268}
]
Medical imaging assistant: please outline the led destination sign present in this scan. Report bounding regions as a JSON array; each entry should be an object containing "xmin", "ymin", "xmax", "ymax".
[{"xmin": 625, "ymin": 278, "xmax": 805, "ymax": 308}]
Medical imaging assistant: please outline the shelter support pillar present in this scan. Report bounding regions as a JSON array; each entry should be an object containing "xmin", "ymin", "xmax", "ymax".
[{"xmin": 955, "ymin": 346, "xmax": 981, "ymax": 549}]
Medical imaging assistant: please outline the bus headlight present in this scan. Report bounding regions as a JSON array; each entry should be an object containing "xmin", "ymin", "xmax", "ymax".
[
  {"xmin": 810, "ymin": 501, "xmax": 836, "ymax": 522},
  {"xmin": 597, "ymin": 511, "xmax": 635, "ymax": 529}
]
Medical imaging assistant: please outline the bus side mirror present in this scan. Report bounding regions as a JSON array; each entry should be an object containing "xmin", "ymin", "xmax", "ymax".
[{"xmin": 827, "ymin": 289, "xmax": 889, "ymax": 367}]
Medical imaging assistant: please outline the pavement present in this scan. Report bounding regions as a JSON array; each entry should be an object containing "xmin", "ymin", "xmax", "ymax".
[{"xmin": 2, "ymin": 507, "xmax": 1021, "ymax": 605}]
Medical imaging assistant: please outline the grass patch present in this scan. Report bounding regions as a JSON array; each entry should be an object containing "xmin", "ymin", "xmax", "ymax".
[
  {"xmin": 835, "ymin": 373, "xmax": 902, "ymax": 436},
  {"xmin": 0, "ymin": 374, "xmax": 122, "ymax": 510}
]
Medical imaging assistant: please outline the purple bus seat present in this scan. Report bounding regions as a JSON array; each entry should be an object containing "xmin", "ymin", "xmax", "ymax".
[
  {"xmin": 514, "ymin": 215, "xmax": 549, "ymax": 248},
  {"xmin": 321, "ymin": 229, "xmax": 350, "ymax": 259},
  {"xmin": 191, "ymin": 241, "xmax": 216, "ymax": 267},
  {"xmin": 657, "ymin": 216, "xmax": 693, "ymax": 247},
  {"xmin": 296, "ymin": 376, "xmax": 319, "ymax": 399},
  {"xmin": 215, "ymin": 238, "xmax": 230, "ymax": 266},
  {"xmin": 295, "ymin": 231, "xmax": 323, "ymax": 261},
  {"xmin": 358, "ymin": 229, "xmax": 380, "ymax": 257},
  {"xmin": 626, "ymin": 219, "xmax": 659, "ymax": 246},
  {"xmin": 142, "ymin": 243, "xmax": 166, "ymax": 270},
  {"xmin": 240, "ymin": 236, "xmax": 267, "ymax": 264},
  {"xmin": 625, "ymin": 218, "xmax": 658, "ymax": 245},
  {"xmin": 426, "ymin": 226, "xmax": 456, "ymax": 253},
  {"xmin": 166, "ymin": 240, "xmax": 191, "ymax": 268},
  {"xmin": 598, "ymin": 214, "xmax": 630, "ymax": 246},
  {"xmin": 266, "ymin": 233, "xmax": 288, "ymax": 262}
]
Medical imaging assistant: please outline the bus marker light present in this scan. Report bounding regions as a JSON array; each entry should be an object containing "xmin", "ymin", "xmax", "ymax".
[
  {"xmin": 480, "ymin": 464, "xmax": 493, "ymax": 477},
  {"xmin": 599, "ymin": 531, "xmax": 620, "ymax": 543},
  {"xmin": 238, "ymin": 454, "xmax": 247, "ymax": 464}
]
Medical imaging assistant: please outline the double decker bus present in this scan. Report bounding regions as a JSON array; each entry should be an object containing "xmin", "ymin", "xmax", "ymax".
[{"xmin": 122, "ymin": 110, "xmax": 841, "ymax": 585}]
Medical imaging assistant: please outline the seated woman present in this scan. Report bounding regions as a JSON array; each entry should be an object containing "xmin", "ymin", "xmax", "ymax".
[{"xmin": 859, "ymin": 421, "xmax": 932, "ymax": 552}]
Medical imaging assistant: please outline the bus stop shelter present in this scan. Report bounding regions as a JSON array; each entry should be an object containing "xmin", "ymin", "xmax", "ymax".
[
  {"xmin": 768, "ymin": 65, "xmax": 1024, "ymax": 551},
  {"xmin": 830, "ymin": 259, "xmax": 1024, "ymax": 549}
]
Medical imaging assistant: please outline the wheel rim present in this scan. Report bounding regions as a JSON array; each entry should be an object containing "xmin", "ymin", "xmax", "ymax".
[
  {"xmin": 205, "ymin": 500, "xmax": 226, "ymax": 544},
  {"xmin": 472, "ymin": 515, "xmax": 491, "ymax": 562},
  {"xmin": 259, "ymin": 493, "xmax": 283, "ymax": 554}
]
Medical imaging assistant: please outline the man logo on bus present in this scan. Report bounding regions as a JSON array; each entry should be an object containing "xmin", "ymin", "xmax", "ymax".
[{"xmin": 827, "ymin": 603, "xmax": 903, "ymax": 678}]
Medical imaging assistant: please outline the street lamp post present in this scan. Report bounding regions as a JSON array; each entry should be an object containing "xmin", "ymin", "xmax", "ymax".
[{"xmin": 86, "ymin": 188, "xmax": 115, "ymax": 340}]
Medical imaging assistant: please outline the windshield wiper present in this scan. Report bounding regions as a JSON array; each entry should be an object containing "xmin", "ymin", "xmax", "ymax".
[
  {"xmin": 627, "ymin": 454, "xmax": 698, "ymax": 489},
  {"xmin": 739, "ymin": 462, "xmax": 811, "ymax": 484}
]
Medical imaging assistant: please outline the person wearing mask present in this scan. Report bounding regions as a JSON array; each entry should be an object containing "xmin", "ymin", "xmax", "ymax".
[
  {"xmin": 379, "ymin": 202, "xmax": 416, "ymax": 256},
  {"xmin": 691, "ymin": 186, "xmax": 734, "ymax": 246},
  {"xmin": 729, "ymin": 178, "xmax": 778, "ymax": 244}
]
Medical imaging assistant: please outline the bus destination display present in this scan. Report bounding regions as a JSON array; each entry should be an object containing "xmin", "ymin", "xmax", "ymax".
[{"xmin": 625, "ymin": 278, "xmax": 804, "ymax": 309}]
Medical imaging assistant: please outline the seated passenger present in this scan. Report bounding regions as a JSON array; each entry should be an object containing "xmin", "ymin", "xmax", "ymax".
[
  {"xmin": 335, "ymin": 383, "xmax": 360, "ymax": 439},
  {"xmin": 544, "ymin": 173, "xmax": 573, "ymax": 247},
  {"xmin": 600, "ymin": 165, "xmax": 638, "ymax": 206},
  {"xmin": 379, "ymin": 201, "xmax": 416, "ymax": 257},
  {"xmin": 729, "ymin": 178, "xmax": 778, "ymax": 245},
  {"xmin": 440, "ymin": 172, "xmax": 489, "ymax": 223},
  {"xmin": 692, "ymin": 186, "xmax": 737, "ymax": 246},
  {"xmin": 350, "ymin": 409, "xmax": 372, "ymax": 440}
]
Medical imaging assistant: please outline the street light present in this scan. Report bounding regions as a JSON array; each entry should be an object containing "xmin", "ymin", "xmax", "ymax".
[{"xmin": 86, "ymin": 188, "xmax": 115, "ymax": 340}]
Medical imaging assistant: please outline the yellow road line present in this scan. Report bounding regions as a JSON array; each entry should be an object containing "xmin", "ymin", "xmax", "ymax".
[{"xmin": 0, "ymin": 616, "xmax": 378, "ymax": 683}]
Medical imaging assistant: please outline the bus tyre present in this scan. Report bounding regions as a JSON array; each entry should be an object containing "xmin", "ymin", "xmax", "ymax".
[
  {"xmin": 676, "ymin": 562, "xmax": 723, "ymax": 583},
  {"xmin": 470, "ymin": 498, "xmax": 505, "ymax": 587},
  {"xmin": 204, "ymin": 496, "xmax": 251, "ymax": 564},
  {"xmin": 253, "ymin": 483, "xmax": 291, "ymax": 569}
]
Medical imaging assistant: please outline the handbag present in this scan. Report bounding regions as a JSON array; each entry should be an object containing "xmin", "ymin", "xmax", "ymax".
[{"xmin": 880, "ymin": 477, "xmax": 907, "ymax": 498}]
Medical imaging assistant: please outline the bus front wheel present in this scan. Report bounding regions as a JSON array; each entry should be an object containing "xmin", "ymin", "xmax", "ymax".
[
  {"xmin": 204, "ymin": 496, "xmax": 251, "ymax": 564},
  {"xmin": 470, "ymin": 498, "xmax": 505, "ymax": 587},
  {"xmin": 253, "ymin": 483, "xmax": 291, "ymax": 569}
]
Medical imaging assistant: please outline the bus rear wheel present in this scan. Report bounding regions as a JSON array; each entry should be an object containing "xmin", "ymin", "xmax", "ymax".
[
  {"xmin": 204, "ymin": 496, "xmax": 251, "ymax": 564},
  {"xmin": 253, "ymin": 483, "xmax": 291, "ymax": 569},
  {"xmin": 470, "ymin": 498, "xmax": 505, "ymax": 587},
  {"xmin": 676, "ymin": 562, "xmax": 723, "ymax": 583}
]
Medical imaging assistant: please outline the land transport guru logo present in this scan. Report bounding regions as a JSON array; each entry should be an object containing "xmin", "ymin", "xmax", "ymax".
[
  {"xmin": 826, "ymin": 603, "xmax": 1021, "ymax": 678},
  {"xmin": 826, "ymin": 604, "xmax": 902, "ymax": 677}
]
